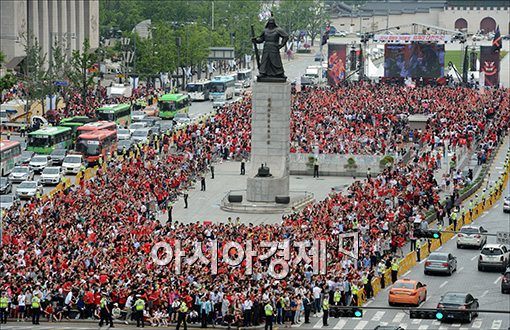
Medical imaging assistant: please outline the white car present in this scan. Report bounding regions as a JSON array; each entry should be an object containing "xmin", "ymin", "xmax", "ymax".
[
  {"xmin": 173, "ymin": 113, "xmax": 191, "ymax": 125},
  {"xmin": 62, "ymin": 154, "xmax": 83, "ymax": 174},
  {"xmin": 117, "ymin": 128, "xmax": 132, "ymax": 140},
  {"xmin": 29, "ymin": 155, "xmax": 51, "ymax": 173},
  {"xmin": 503, "ymin": 195, "xmax": 510, "ymax": 213},
  {"xmin": 131, "ymin": 128, "xmax": 151, "ymax": 144},
  {"xmin": 129, "ymin": 122, "xmax": 148, "ymax": 133},
  {"xmin": 131, "ymin": 110, "xmax": 147, "ymax": 121},
  {"xmin": 8, "ymin": 166, "xmax": 35, "ymax": 183},
  {"xmin": 0, "ymin": 194, "xmax": 20, "ymax": 210},
  {"xmin": 478, "ymin": 244, "xmax": 510, "ymax": 272},
  {"xmin": 15, "ymin": 180, "xmax": 43, "ymax": 199},
  {"xmin": 40, "ymin": 166, "xmax": 63, "ymax": 185},
  {"xmin": 457, "ymin": 225, "xmax": 488, "ymax": 249}
]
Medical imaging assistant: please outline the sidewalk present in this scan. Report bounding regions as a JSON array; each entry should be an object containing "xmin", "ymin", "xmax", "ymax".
[{"xmin": 156, "ymin": 160, "xmax": 355, "ymax": 225}]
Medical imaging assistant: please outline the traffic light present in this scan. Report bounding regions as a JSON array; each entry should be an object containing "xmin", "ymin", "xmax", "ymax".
[
  {"xmin": 410, "ymin": 309, "xmax": 443, "ymax": 320},
  {"xmin": 415, "ymin": 229, "xmax": 441, "ymax": 239},
  {"xmin": 331, "ymin": 306, "xmax": 363, "ymax": 318}
]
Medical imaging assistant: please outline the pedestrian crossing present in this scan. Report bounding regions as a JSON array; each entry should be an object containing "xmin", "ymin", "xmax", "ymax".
[{"xmin": 293, "ymin": 313, "xmax": 510, "ymax": 329}]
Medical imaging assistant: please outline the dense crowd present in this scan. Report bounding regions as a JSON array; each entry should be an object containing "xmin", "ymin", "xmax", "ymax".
[{"xmin": 0, "ymin": 83, "xmax": 509, "ymax": 327}]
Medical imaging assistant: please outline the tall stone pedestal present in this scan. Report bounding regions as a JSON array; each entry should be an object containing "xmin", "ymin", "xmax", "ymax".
[{"xmin": 246, "ymin": 81, "xmax": 291, "ymax": 202}]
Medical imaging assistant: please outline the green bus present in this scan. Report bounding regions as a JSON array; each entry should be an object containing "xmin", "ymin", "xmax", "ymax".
[
  {"xmin": 27, "ymin": 126, "xmax": 73, "ymax": 154},
  {"xmin": 59, "ymin": 116, "xmax": 97, "ymax": 140},
  {"xmin": 96, "ymin": 104, "xmax": 131, "ymax": 127},
  {"xmin": 158, "ymin": 94, "xmax": 190, "ymax": 119}
]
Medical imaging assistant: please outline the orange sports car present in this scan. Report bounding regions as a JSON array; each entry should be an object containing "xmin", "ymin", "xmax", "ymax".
[{"xmin": 388, "ymin": 279, "xmax": 427, "ymax": 306}]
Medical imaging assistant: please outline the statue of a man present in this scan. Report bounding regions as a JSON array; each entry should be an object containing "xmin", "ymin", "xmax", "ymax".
[{"xmin": 252, "ymin": 17, "xmax": 289, "ymax": 81}]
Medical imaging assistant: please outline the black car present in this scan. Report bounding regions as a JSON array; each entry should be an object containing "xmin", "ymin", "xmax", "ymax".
[
  {"xmin": 437, "ymin": 292, "xmax": 479, "ymax": 323},
  {"xmin": 502, "ymin": 267, "xmax": 510, "ymax": 294},
  {"xmin": 49, "ymin": 148, "xmax": 67, "ymax": 165},
  {"xmin": 0, "ymin": 177, "xmax": 12, "ymax": 194}
]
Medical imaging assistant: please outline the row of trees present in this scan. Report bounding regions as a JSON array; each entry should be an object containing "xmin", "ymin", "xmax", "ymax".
[
  {"xmin": 100, "ymin": 0, "xmax": 330, "ymax": 81},
  {"xmin": 12, "ymin": 33, "xmax": 97, "ymax": 115}
]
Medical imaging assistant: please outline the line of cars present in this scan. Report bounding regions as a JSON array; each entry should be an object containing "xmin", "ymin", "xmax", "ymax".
[{"xmin": 1, "ymin": 148, "xmax": 84, "ymax": 210}]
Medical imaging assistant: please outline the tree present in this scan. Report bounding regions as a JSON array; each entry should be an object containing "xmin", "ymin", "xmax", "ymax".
[
  {"xmin": 305, "ymin": 1, "xmax": 329, "ymax": 46},
  {"xmin": 68, "ymin": 39, "xmax": 97, "ymax": 111},
  {"xmin": 0, "ymin": 51, "xmax": 5, "ymax": 65}
]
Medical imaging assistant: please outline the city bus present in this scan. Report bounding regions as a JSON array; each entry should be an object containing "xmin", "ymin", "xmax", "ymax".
[
  {"xmin": 158, "ymin": 93, "xmax": 190, "ymax": 119},
  {"xmin": 210, "ymin": 75, "xmax": 235, "ymax": 108},
  {"xmin": 76, "ymin": 129, "xmax": 117, "ymax": 165},
  {"xmin": 237, "ymin": 69, "xmax": 253, "ymax": 88},
  {"xmin": 76, "ymin": 121, "xmax": 117, "ymax": 135},
  {"xmin": 96, "ymin": 104, "xmax": 131, "ymax": 127},
  {"xmin": 0, "ymin": 140, "xmax": 22, "ymax": 176},
  {"xmin": 59, "ymin": 116, "xmax": 97, "ymax": 140},
  {"xmin": 186, "ymin": 80, "xmax": 211, "ymax": 101},
  {"xmin": 27, "ymin": 126, "xmax": 73, "ymax": 154}
]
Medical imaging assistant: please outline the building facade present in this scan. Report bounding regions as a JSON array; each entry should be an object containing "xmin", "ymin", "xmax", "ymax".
[
  {"xmin": 0, "ymin": 0, "xmax": 99, "ymax": 70},
  {"xmin": 329, "ymin": 1, "xmax": 509, "ymax": 36}
]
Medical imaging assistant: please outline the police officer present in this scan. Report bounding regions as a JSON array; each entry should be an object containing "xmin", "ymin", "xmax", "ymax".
[
  {"xmin": 98, "ymin": 292, "xmax": 113, "ymax": 328},
  {"xmin": 32, "ymin": 293, "xmax": 41, "ymax": 325},
  {"xmin": 264, "ymin": 299, "xmax": 273, "ymax": 330},
  {"xmin": 333, "ymin": 288, "xmax": 342, "ymax": 306},
  {"xmin": 322, "ymin": 294, "xmax": 329, "ymax": 326},
  {"xmin": 134, "ymin": 294, "xmax": 145, "ymax": 328},
  {"xmin": 176, "ymin": 300, "xmax": 188, "ymax": 330},
  {"xmin": 0, "ymin": 291, "xmax": 8, "ymax": 324},
  {"xmin": 391, "ymin": 257, "xmax": 399, "ymax": 284},
  {"xmin": 450, "ymin": 208, "xmax": 458, "ymax": 231}
]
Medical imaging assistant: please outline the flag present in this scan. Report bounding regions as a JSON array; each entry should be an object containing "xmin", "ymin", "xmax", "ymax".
[{"xmin": 492, "ymin": 25, "xmax": 502, "ymax": 52}]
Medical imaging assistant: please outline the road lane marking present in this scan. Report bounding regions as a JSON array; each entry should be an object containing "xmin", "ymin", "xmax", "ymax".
[
  {"xmin": 404, "ymin": 270, "xmax": 411, "ymax": 276},
  {"xmin": 481, "ymin": 211, "xmax": 488, "ymax": 217},
  {"xmin": 313, "ymin": 319, "xmax": 323, "ymax": 328},
  {"xmin": 418, "ymin": 325, "xmax": 429, "ymax": 330},
  {"xmin": 494, "ymin": 277, "xmax": 502, "ymax": 284},
  {"xmin": 440, "ymin": 280, "xmax": 449, "ymax": 288},
  {"xmin": 354, "ymin": 320, "xmax": 368, "ymax": 329},
  {"xmin": 399, "ymin": 324, "xmax": 407, "ymax": 329},
  {"xmin": 439, "ymin": 325, "xmax": 449, "ymax": 330},
  {"xmin": 411, "ymin": 318, "xmax": 421, "ymax": 324},
  {"xmin": 364, "ymin": 299, "xmax": 373, "ymax": 306},
  {"xmin": 334, "ymin": 319, "xmax": 347, "ymax": 329},
  {"xmin": 471, "ymin": 255, "xmax": 478, "ymax": 261},
  {"xmin": 372, "ymin": 311, "xmax": 385, "ymax": 322},
  {"xmin": 437, "ymin": 246, "xmax": 443, "ymax": 250},
  {"xmin": 481, "ymin": 290, "xmax": 489, "ymax": 297},
  {"xmin": 392, "ymin": 312, "xmax": 405, "ymax": 323},
  {"xmin": 492, "ymin": 319, "xmax": 502, "ymax": 329},
  {"xmin": 451, "ymin": 323, "xmax": 461, "ymax": 327},
  {"xmin": 494, "ymin": 203, "xmax": 500, "ymax": 208},
  {"xmin": 457, "ymin": 266, "xmax": 464, "ymax": 273},
  {"xmin": 472, "ymin": 319, "xmax": 483, "ymax": 328},
  {"xmin": 420, "ymin": 259, "xmax": 426, "ymax": 264}
]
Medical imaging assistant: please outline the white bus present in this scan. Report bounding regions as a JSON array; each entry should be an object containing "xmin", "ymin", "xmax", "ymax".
[
  {"xmin": 186, "ymin": 80, "xmax": 212, "ymax": 101},
  {"xmin": 210, "ymin": 75, "xmax": 235, "ymax": 108},
  {"xmin": 235, "ymin": 69, "xmax": 253, "ymax": 95},
  {"xmin": 0, "ymin": 140, "xmax": 22, "ymax": 176}
]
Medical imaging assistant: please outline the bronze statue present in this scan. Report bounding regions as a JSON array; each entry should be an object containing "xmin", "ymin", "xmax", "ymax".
[{"xmin": 252, "ymin": 17, "xmax": 289, "ymax": 82}]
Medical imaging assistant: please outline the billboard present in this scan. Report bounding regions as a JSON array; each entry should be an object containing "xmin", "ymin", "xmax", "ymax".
[
  {"xmin": 480, "ymin": 46, "xmax": 500, "ymax": 87},
  {"xmin": 384, "ymin": 43, "xmax": 445, "ymax": 78},
  {"xmin": 327, "ymin": 43, "xmax": 346, "ymax": 85}
]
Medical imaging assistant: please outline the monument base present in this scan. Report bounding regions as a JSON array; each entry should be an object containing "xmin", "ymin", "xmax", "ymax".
[
  {"xmin": 221, "ymin": 190, "xmax": 314, "ymax": 214},
  {"xmin": 246, "ymin": 176, "xmax": 289, "ymax": 202}
]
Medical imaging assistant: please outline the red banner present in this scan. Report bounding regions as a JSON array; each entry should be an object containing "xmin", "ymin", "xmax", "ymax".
[
  {"xmin": 480, "ymin": 46, "xmax": 500, "ymax": 87},
  {"xmin": 327, "ymin": 44, "xmax": 346, "ymax": 86}
]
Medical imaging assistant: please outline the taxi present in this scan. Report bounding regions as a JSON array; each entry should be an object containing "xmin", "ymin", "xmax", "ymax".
[{"xmin": 388, "ymin": 279, "xmax": 427, "ymax": 306}]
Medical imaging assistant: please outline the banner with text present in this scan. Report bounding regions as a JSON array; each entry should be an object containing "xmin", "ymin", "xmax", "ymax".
[
  {"xmin": 480, "ymin": 46, "xmax": 500, "ymax": 87},
  {"xmin": 327, "ymin": 43, "xmax": 347, "ymax": 86},
  {"xmin": 374, "ymin": 34, "xmax": 451, "ymax": 42}
]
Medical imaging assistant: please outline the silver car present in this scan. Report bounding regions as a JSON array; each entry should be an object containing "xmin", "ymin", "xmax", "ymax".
[
  {"xmin": 478, "ymin": 244, "xmax": 510, "ymax": 271},
  {"xmin": 8, "ymin": 166, "xmax": 34, "ymax": 183},
  {"xmin": 117, "ymin": 128, "xmax": 131, "ymax": 140},
  {"xmin": 129, "ymin": 122, "xmax": 148, "ymax": 133},
  {"xmin": 0, "ymin": 194, "xmax": 20, "ymax": 210},
  {"xmin": 131, "ymin": 128, "xmax": 151, "ymax": 144},
  {"xmin": 15, "ymin": 180, "xmax": 43, "ymax": 199},
  {"xmin": 0, "ymin": 177, "xmax": 12, "ymax": 194},
  {"xmin": 457, "ymin": 225, "xmax": 488, "ymax": 249},
  {"xmin": 424, "ymin": 252, "xmax": 457, "ymax": 276},
  {"xmin": 131, "ymin": 110, "xmax": 147, "ymax": 121},
  {"xmin": 504, "ymin": 195, "xmax": 510, "ymax": 213},
  {"xmin": 29, "ymin": 155, "xmax": 50, "ymax": 173},
  {"xmin": 40, "ymin": 166, "xmax": 63, "ymax": 185}
]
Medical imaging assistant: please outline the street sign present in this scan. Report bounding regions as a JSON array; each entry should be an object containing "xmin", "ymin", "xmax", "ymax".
[
  {"xmin": 496, "ymin": 231, "xmax": 510, "ymax": 245},
  {"xmin": 54, "ymin": 80, "xmax": 69, "ymax": 87}
]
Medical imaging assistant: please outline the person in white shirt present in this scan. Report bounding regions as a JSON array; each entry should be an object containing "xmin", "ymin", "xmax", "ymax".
[
  {"xmin": 17, "ymin": 292, "xmax": 26, "ymax": 322},
  {"xmin": 124, "ymin": 294, "xmax": 134, "ymax": 324},
  {"xmin": 242, "ymin": 298, "xmax": 253, "ymax": 327},
  {"xmin": 64, "ymin": 290, "xmax": 73, "ymax": 319},
  {"xmin": 312, "ymin": 285, "xmax": 321, "ymax": 316}
]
